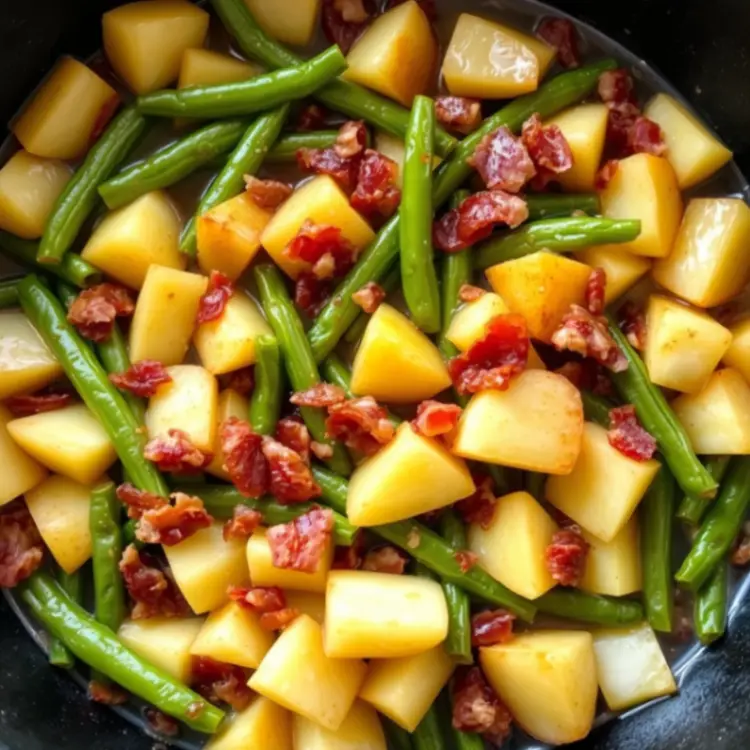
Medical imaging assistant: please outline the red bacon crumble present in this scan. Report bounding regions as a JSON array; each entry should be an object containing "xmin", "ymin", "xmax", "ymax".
[
  {"xmin": 412, "ymin": 400, "xmax": 463, "ymax": 438},
  {"xmin": 332, "ymin": 534, "xmax": 365, "ymax": 570},
  {"xmin": 225, "ymin": 366, "xmax": 255, "ymax": 397},
  {"xmin": 628, "ymin": 116, "xmax": 667, "ymax": 156},
  {"xmin": 545, "ymin": 527, "xmax": 589, "ymax": 586},
  {"xmin": 468, "ymin": 127, "xmax": 536, "ymax": 193},
  {"xmin": 459, "ymin": 284, "xmax": 486, "ymax": 303},
  {"xmin": 435, "ymin": 96, "xmax": 482, "ymax": 134},
  {"xmin": 197, "ymin": 271, "xmax": 234, "ymax": 324},
  {"xmin": 67, "ymin": 283, "xmax": 135, "ymax": 343},
  {"xmin": 223, "ymin": 506, "xmax": 263, "ymax": 542},
  {"xmin": 555, "ymin": 360, "xmax": 615, "ymax": 397},
  {"xmin": 191, "ymin": 657, "xmax": 253, "ymax": 711},
  {"xmin": 297, "ymin": 120, "xmax": 367, "ymax": 190},
  {"xmin": 607, "ymin": 405, "xmax": 657, "ymax": 461},
  {"xmin": 259, "ymin": 608, "xmax": 300, "ymax": 630},
  {"xmin": 471, "ymin": 609, "xmax": 516, "ymax": 646},
  {"xmin": 599, "ymin": 69, "xmax": 635, "ymax": 104},
  {"xmin": 286, "ymin": 222, "xmax": 357, "ymax": 280},
  {"xmin": 220, "ymin": 417, "xmax": 269, "ymax": 497},
  {"xmin": 144, "ymin": 709, "xmax": 179, "ymax": 737},
  {"xmin": 452, "ymin": 667, "xmax": 513, "ymax": 745},
  {"xmin": 536, "ymin": 17, "xmax": 580, "ymax": 68},
  {"xmin": 326, "ymin": 396, "xmax": 395, "ymax": 456},
  {"xmin": 243, "ymin": 176, "xmax": 292, "ymax": 211},
  {"xmin": 350, "ymin": 149, "xmax": 401, "ymax": 224},
  {"xmin": 266, "ymin": 508, "xmax": 334, "ymax": 573},
  {"xmin": 312, "ymin": 438, "xmax": 334, "ymax": 458},
  {"xmin": 297, "ymin": 103, "xmax": 328, "ymax": 131},
  {"xmin": 4, "ymin": 391, "xmax": 74, "ymax": 417},
  {"xmin": 362, "ymin": 545, "xmax": 408, "ymax": 574},
  {"xmin": 262, "ymin": 438, "xmax": 321, "ymax": 503},
  {"xmin": 454, "ymin": 550, "xmax": 479, "ymax": 573},
  {"xmin": 433, "ymin": 208, "xmax": 464, "ymax": 253},
  {"xmin": 116, "ymin": 483, "xmax": 164, "ymax": 519},
  {"xmin": 88, "ymin": 680, "xmax": 128, "ymax": 705},
  {"xmin": 455, "ymin": 475, "xmax": 496, "ymax": 529},
  {"xmin": 595, "ymin": 159, "xmax": 619, "ymax": 189},
  {"xmin": 110, "ymin": 360, "xmax": 172, "ymax": 397},
  {"xmin": 291, "ymin": 383, "xmax": 347, "ymax": 408},
  {"xmin": 322, "ymin": 0, "xmax": 374, "ymax": 53},
  {"xmin": 352, "ymin": 281, "xmax": 386, "ymax": 313},
  {"xmin": 732, "ymin": 535, "xmax": 750, "ymax": 566},
  {"xmin": 229, "ymin": 585, "xmax": 286, "ymax": 613},
  {"xmin": 276, "ymin": 417, "xmax": 312, "ymax": 465},
  {"xmin": 585, "ymin": 268, "xmax": 607, "ymax": 316},
  {"xmin": 137, "ymin": 493, "xmax": 213, "ymax": 546},
  {"xmin": 295, "ymin": 273, "xmax": 330, "ymax": 318},
  {"xmin": 144, "ymin": 429, "xmax": 212, "ymax": 473},
  {"xmin": 618, "ymin": 301, "xmax": 647, "ymax": 350},
  {"xmin": 0, "ymin": 501, "xmax": 44, "ymax": 588},
  {"xmin": 521, "ymin": 113, "xmax": 574, "ymax": 188}
]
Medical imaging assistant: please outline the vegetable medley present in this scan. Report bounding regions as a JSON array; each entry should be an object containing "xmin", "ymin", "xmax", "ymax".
[{"xmin": 0, "ymin": 0, "xmax": 747, "ymax": 747}]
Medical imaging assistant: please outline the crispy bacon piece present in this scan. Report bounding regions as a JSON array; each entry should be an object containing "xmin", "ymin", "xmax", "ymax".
[
  {"xmin": 297, "ymin": 120, "xmax": 368, "ymax": 189},
  {"xmin": 536, "ymin": 17, "xmax": 580, "ymax": 68},
  {"xmin": 197, "ymin": 271, "xmax": 234, "ymax": 324},
  {"xmin": 295, "ymin": 273, "xmax": 331, "ymax": 318},
  {"xmin": 595, "ymin": 158, "xmax": 619, "ymax": 189},
  {"xmin": 322, "ymin": 0, "xmax": 374, "ymax": 53},
  {"xmin": 298, "ymin": 103, "xmax": 328, "ymax": 131},
  {"xmin": 732, "ymin": 532, "xmax": 750, "ymax": 567},
  {"xmin": 223, "ymin": 506, "xmax": 263, "ymax": 542},
  {"xmin": 599, "ymin": 69, "xmax": 636, "ymax": 105},
  {"xmin": 468, "ymin": 127, "xmax": 536, "ymax": 193},
  {"xmin": 286, "ymin": 222, "xmax": 358, "ymax": 280},
  {"xmin": 4, "ymin": 391, "xmax": 73, "ymax": 417},
  {"xmin": 144, "ymin": 709, "xmax": 179, "ymax": 737},
  {"xmin": 628, "ymin": 115, "xmax": 667, "ymax": 156},
  {"xmin": 259, "ymin": 608, "xmax": 300, "ymax": 630},
  {"xmin": 220, "ymin": 417, "xmax": 269, "ymax": 497},
  {"xmin": 67, "ymin": 283, "xmax": 135, "ymax": 343},
  {"xmin": 116, "ymin": 483, "xmax": 165, "ymax": 519},
  {"xmin": 110, "ymin": 360, "xmax": 171, "ymax": 397},
  {"xmin": 455, "ymin": 550, "xmax": 479, "ymax": 573},
  {"xmin": 545, "ymin": 527, "xmax": 589, "ymax": 586},
  {"xmin": 435, "ymin": 96, "xmax": 482, "ymax": 134},
  {"xmin": 585, "ymin": 268, "xmax": 607, "ymax": 316},
  {"xmin": 433, "ymin": 208, "xmax": 464, "ymax": 253},
  {"xmin": 332, "ymin": 533, "xmax": 365, "ymax": 570},
  {"xmin": 412, "ymin": 400, "xmax": 463, "ymax": 438},
  {"xmin": 471, "ymin": 609, "xmax": 516, "ymax": 646},
  {"xmin": 191, "ymin": 657, "xmax": 253, "ymax": 711},
  {"xmin": 266, "ymin": 508, "xmax": 334, "ymax": 573},
  {"xmin": 137, "ymin": 493, "xmax": 213, "ymax": 546},
  {"xmin": 351, "ymin": 149, "xmax": 401, "ymax": 224},
  {"xmin": 459, "ymin": 284, "xmax": 486, "ymax": 303},
  {"xmin": 276, "ymin": 417, "xmax": 312, "ymax": 465},
  {"xmin": 555, "ymin": 360, "xmax": 615, "ymax": 397},
  {"xmin": 144, "ymin": 429, "xmax": 212, "ymax": 473},
  {"xmin": 261, "ymin": 438, "xmax": 321, "ymax": 503},
  {"xmin": 455, "ymin": 475, "xmax": 496, "ymax": 529},
  {"xmin": 291, "ymin": 383, "xmax": 347, "ymax": 408},
  {"xmin": 335, "ymin": 120, "xmax": 368, "ymax": 159},
  {"xmin": 362, "ymin": 545, "xmax": 408, "ymax": 574},
  {"xmin": 243, "ymin": 175, "xmax": 292, "ymax": 210},
  {"xmin": 352, "ymin": 281, "xmax": 386, "ymax": 313},
  {"xmin": 0, "ymin": 501, "xmax": 44, "ymax": 588},
  {"xmin": 452, "ymin": 666, "xmax": 513, "ymax": 745},
  {"xmin": 607, "ymin": 405, "xmax": 657, "ymax": 461},
  {"xmin": 618, "ymin": 300, "xmax": 647, "ymax": 350},
  {"xmin": 229, "ymin": 585, "xmax": 286, "ymax": 612},
  {"xmin": 88, "ymin": 680, "xmax": 128, "ymax": 705},
  {"xmin": 521, "ymin": 113, "xmax": 574, "ymax": 186},
  {"xmin": 326, "ymin": 396, "xmax": 395, "ymax": 456},
  {"xmin": 225, "ymin": 366, "xmax": 254, "ymax": 397}
]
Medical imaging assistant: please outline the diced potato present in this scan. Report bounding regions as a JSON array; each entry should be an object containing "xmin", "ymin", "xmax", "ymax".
[
  {"xmin": 164, "ymin": 522, "xmax": 248, "ymax": 614},
  {"xmin": 145, "ymin": 365, "xmax": 218, "ymax": 453},
  {"xmin": 206, "ymin": 696, "xmax": 292, "ymax": 750},
  {"xmin": 347, "ymin": 422, "xmax": 475, "ymax": 526},
  {"xmin": 194, "ymin": 293, "xmax": 272, "ymax": 375},
  {"xmin": 0, "ymin": 406, "xmax": 47, "ymax": 507},
  {"xmin": 324, "ymin": 571, "xmax": 449, "ymax": 659},
  {"xmin": 546, "ymin": 104, "xmax": 610, "ymax": 192},
  {"xmin": 644, "ymin": 295, "xmax": 732, "ymax": 394},
  {"xmin": 652, "ymin": 198, "xmax": 750, "ymax": 308},
  {"xmin": 244, "ymin": 0, "xmax": 321, "ymax": 47},
  {"xmin": 81, "ymin": 191, "xmax": 184, "ymax": 290},
  {"xmin": 178, "ymin": 48, "xmax": 260, "ymax": 89},
  {"xmin": 671, "ymin": 368, "xmax": 750, "ymax": 454},
  {"xmin": 197, "ymin": 192, "xmax": 272, "ymax": 280},
  {"xmin": 579, "ymin": 515, "xmax": 641, "ymax": 597},
  {"xmin": 292, "ymin": 699, "xmax": 386, "ymax": 750},
  {"xmin": 0, "ymin": 151, "xmax": 71, "ymax": 239},
  {"xmin": 206, "ymin": 389, "xmax": 250, "ymax": 481},
  {"xmin": 129, "ymin": 265, "xmax": 207, "ymax": 367},
  {"xmin": 0, "ymin": 311, "xmax": 63, "ymax": 399},
  {"xmin": 24, "ymin": 475, "xmax": 93, "ymax": 574},
  {"xmin": 372, "ymin": 132, "xmax": 441, "ymax": 188},
  {"xmin": 643, "ymin": 93, "xmax": 733, "ymax": 189},
  {"xmin": 261, "ymin": 176, "xmax": 375, "ymax": 279},
  {"xmin": 573, "ymin": 246, "xmax": 651, "ymax": 305},
  {"xmin": 600, "ymin": 153, "xmax": 682, "ymax": 258},
  {"xmin": 103, "ymin": 0, "xmax": 210, "ymax": 94},
  {"xmin": 723, "ymin": 318, "xmax": 750, "ymax": 383},
  {"xmin": 452, "ymin": 371, "xmax": 583, "ymax": 474},
  {"xmin": 118, "ymin": 617, "xmax": 203, "ymax": 681},
  {"xmin": 350, "ymin": 304, "xmax": 451, "ymax": 403},
  {"xmin": 442, "ymin": 13, "xmax": 555, "ymax": 99},
  {"xmin": 12, "ymin": 57, "xmax": 118, "ymax": 160},
  {"xmin": 592, "ymin": 623, "xmax": 677, "ymax": 711},
  {"xmin": 249, "ymin": 614, "xmax": 367, "ymax": 731},
  {"xmin": 481, "ymin": 631, "xmax": 597, "ymax": 745},
  {"xmin": 546, "ymin": 423, "xmax": 661, "ymax": 542},
  {"xmin": 7, "ymin": 404, "xmax": 116, "ymax": 485},
  {"xmin": 485, "ymin": 252, "xmax": 592, "ymax": 343},
  {"xmin": 285, "ymin": 591, "xmax": 326, "ymax": 625},
  {"xmin": 247, "ymin": 530, "xmax": 333, "ymax": 593},
  {"xmin": 189, "ymin": 601, "xmax": 274, "ymax": 669},
  {"xmin": 359, "ymin": 645, "xmax": 455, "ymax": 731}
]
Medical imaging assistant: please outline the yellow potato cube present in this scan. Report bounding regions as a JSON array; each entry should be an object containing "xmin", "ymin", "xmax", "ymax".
[
  {"xmin": 600, "ymin": 153, "xmax": 682, "ymax": 258},
  {"xmin": 248, "ymin": 614, "xmax": 367, "ymax": 731},
  {"xmin": 145, "ymin": 365, "xmax": 218, "ymax": 453},
  {"xmin": 592, "ymin": 623, "xmax": 677, "ymax": 711},
  {"xmin": 442, "ymin": 13, "xmax": 555, "ymax": 99},
  {"xmin": 129, "ymin": 265, "xmax": 208, "ymax": 366},
  {"xmin": 164, "ymin": 522, "xmax": 249, "ymax": 614},
  {"xmin": 468, "ymin": 491, "xmax": 557, "ymax": 600},
  {"xmin": 351, "ymin": 304, "xmax": 451, "ymax": 403},
  {"xmin": 194, "ymin": 293, "xmax": 272, "ymax": 375},
  {"xmin": 206, "ymin": 389, "xmax": 250, "ymax": 481},
  {"xmin": 25, "ymin": 475, "xmax": 93, "ymax": 574},
  {"xmin": 485, "ymin": 252, "xmax": 592, "ymax": 343},
  {"xmin": 347, "ymin": 422, "xmax": 475, "ymax": 526},
  {"xmin": 573, "ymin": 246, "xmax": 651, "ymax": 305},
  {"xmin": 644, "ymin": 295, "xmax": 732, "ymax": 394},
  {"xmin": 206, "ymin": 696, "xmax": 292, "ymax": 750},
  {"xmin": 7, "ymin": 404, "xmax": 116, "ymax": 485},
  {"xmin": 292, "ymin": 699, "xmax": 386, "ymax": 750},
  {"xmin": 261, "ymin": 176, "xmax": 375, "ymax": 280},
  {"xmin": 359, "ymin": 646, "xmax": 454, "ymax": 731},
  {"xmin": 189, "ymin": 601, "xmax": 274, "ymax": 669},
  {"xmin": 81, "ymin": 191, "xmax": 184, "ymax": 290},
  {"xmin": 723, "ymin": 318, "xmax": 750, "ymax": 383},
  {"xmin": 671, "ymin": 368, "xmax": 750, "ymax": 454},
  {"xmin": 452, "ymin": 371, "xmax": 584, "ymax": 474},
  {"xmin": 103, "ymin": 0, "xmax": 210, "ymax": 94},
  {"xmin": 12, "ymin": 57, "xmax": 118, "ymax": 160},
  {"xmin": 285, "ymin": 591, "xmax": 326, "ymax": 625},
  {"xmin": 481, "ymin": 631, "xmax": 597, "ymax": 745},
  {"xmin": 244, "ymin": 0, "xmax": 321, "ymax": 47},
  {"xmin": 653, "ymin": 198, "xmax": 750, "ymax": 308},
  {"xmin": 643, "ymin": 93, "xmax": 733, "ymax": 189},
  {"xmin": 546, "ymin": 423, "xmax": 661, "ymax": 541},
  {"xmin": 118, "ymin": 617, "xmax": 203, "ymax": 681},
  {"xmin": 324, "ymin": 571, "xmax": 449, "ymax": 659},
  {"xmin": 179, "ymin": 48, "xmax": 260, "ymax": 89},
  {"xmin": 579, "ymin": 516, "xmax": 641, "ymax": 597},
  {"xmin": 0, "ymin": 406, "xmax": 47, "ymax": 507}
]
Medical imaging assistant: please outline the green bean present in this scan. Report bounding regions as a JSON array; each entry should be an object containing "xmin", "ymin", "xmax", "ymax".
[
  {"xmin": 249, "ymin": 335, "xmax": 283, "ymax": 436},
  {"xmin": 321, "ymin": 353, "xmax": 354, "ymax": 396},
  {"xmin": 607, "ymin": 317, "xmax": 718, "ymax": 499},
  {"xmin": 474, "ymin": 217, "xmax": 642, "ymax": 269},
  {"xmin": 382, "ymin": 717, "xmax": 414, "ymax": 750},
  {"xmin": 209, "ymin": 0, "xmax": 457, "ymax": 156},
  {"xmin": 98, "ymin": 120, "xmax": 248, "ymax": 209},
  {"xmin": 677, "ymin": 457, "xmax": 731, "ymax": 526},
  {"xmin": 676, "ymin": 457, "xmax": 750, "ymax": 590},
  {"xmin": 581, "ymin": 390, "xmax": 615, "ymax": 427},
  {"xmin": 180, "ymin": 105, "xmax": 289, "ymax": 256},
  {"xmin": 641, "ymin": 466, "xmax": 675, "ymax": 632},
  {"xmin": 0, "ymin": 277, "xmax": 20, "ymax": 308},
  {"xmin": 695, "ymin": 558, "xmax": 729, "ymax": 645},
  {"xmin": 412, "ymin": 702, "xmax": 445, "ymax": 750},
  {"xmin": 525, "ymin": 193, "xmax": 600, "ymax": 220},
  {"xmin": 264, "ymin": 130, "xmax": 339, "ymax": 163},
  {"xmin": 18, "ymin": 275, "xmax": 168, "ymax": 497},
  {"xmin": 535, "ymin": 589, "xmax": 644, "ymax": 625},
  {"xmin": 342, "ymin": 264, "xmax": 400, "ymax": 345},
  {"xmin": 21, "ymin": 572, "xmax": 224, "ymax": 733},
  {"xmin": 451, "ymin": 724, "xmax": 485, "ymax": 750},
  {"xmin": 122, "ymin": 519, "xmax": 141, "ymax": 549},
  {"xmin": 37, "ymin": 107, "xmax": 147, "ymax": 264},
  {"xmin": 96, "ymin": 324, "xmax": 146, "ymax": 424},
  {"xmin": 48, "ymin": 567, "xmax": 81, "ymax": 668},
  {"xmin": 254, "ymin": 264, "xmax": 352, "ymax": 476}
]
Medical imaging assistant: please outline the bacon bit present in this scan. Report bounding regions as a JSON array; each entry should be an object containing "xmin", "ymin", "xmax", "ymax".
[
  {"xmin": 362, "ymin": 545, "xmax": 408, "ymax": 574},
  {"xmin": 412, "ymin": 400, "xmax": 463, "ymax": 438},
  {"xmin": 545, "ymin": 526, "xmax": 589, "ymax": 586},
  {"xmin": 120, "ymin": 545, "xmax": 190, "ymax": 619},
  {"xmin": 259, "ymin": 608, "xmax": 300, "ymax": 630},
  {"xmin": 298, "ymin": 103, "xmax": 328, "ymax": 131},
  {"xmin": 435, "ymin": 96, "xmax": 482, "ymax": 135},
  {"xmin": 262, "ymin": 438, "xmax": 321, "ymax": 503},
  {"xmin": 455, "ymin": 475, "xmax": 496, "ymax": 529},
  {"xmin": 406, "ymin": 526, "xmax": 422, "ymax": 549},
  {"xmin": 116, "ymin": 483, "xmax": 165, "ymax": 519},
  {"xmin": 243, "ymin": 176, "xmax": 293, "ymax": 210},
  {"xmin": 224, "ymin": 366, "xmax": 254, "ymax": 397},
  {"xmin": 536, "ymin": 17, "xmax": 580, "ymax": 68},
  {"xmin": 295, "ymin": 273, "xmax": 331, "ymax": 318},
  {"xmin": 467, "ymin": 127, "xmax": 536, "ymax": 193},
  {"xmin": 286, "ymin": 222, "xmax": 358, "ymax": 279},
  {"xmin": 335, "ymin": 120, "xmax": 368, "ymax": 159},
  {"xmin": 555, "ymin": 360, "xmax": 614, "ymax": 397},
  {"xmin": 732, "ymin": 535, "xmax": 750, "ymax": 566},
  {"xmin": 144, "ymin": 709, "xmax": 179, "ymax": 737},
  {"xmin": 351, "ymin": 149, "xmax": 401, "ymax": 224},
  {"xmin": 266, "ymin": 508, "xmax": 334, "ymax": 573},
  {"xmin": 297, "ymin": 120, "xmax": 367, "ymax": 190},
  {"xmin": 521, "ymin": 113, "xmax": 574, "ymax": 187},
  {"xmin": 4, "ymin": 391, "xmax": 74, "ymax": 417},
  {"xmin": 110, "ymin": 360, "xmax": 172, "ymax": 398},
  {"xmin": 229, "ymin": 585, "xmax": 286, "ymax": 612},
  {"xmin": 291, "ymin": 383, "xmax": 347, "ymax": 408},
  {"xmin": 88, "ymin": 680, "xmax": 128, "ymax": 705},
  {"xmin": 311, "ymin": 441, "xmax": 334, "ymax": 460},
  {"xmin": 0, "ymin": 501, "xmax": 44, "ymax": 588},
  {"xmin": 618, "ymin": 301, "xmax": 647, "ymax": 350},
  {"xmin": 352, "ymin": 281, "xmax": 386, "ymax": 313},
  {"xmin": 223, "ymin": 506, "xmax": 263, "ymax": 542},
  {"xmin": 332, "ymin": 534, "xmax": 365, "ymax": 570},
  {"xmin": 326, "ymin": 396, "xmax": 395, "ymax": 456},
  {"xmin": 628, "ymin": 116, "xmax": 667, "ymax": 156},
  {"xmin": 595, "ymin": 159, "xmax": 619, "ymax": 189},
  {"xmin": 276, "ymin": 417, "xmax": 312, "ymax": 465},
  {"xmin": 599, "ymin": 69, "xmax": 636, "ymax": 105},
  {"xmin": 471, "ymin": 609, "xmax": 515, "ymax": 646},
  {"xmin": 455, "ymin": 550, "xmax": 479, "ymax": 573},
  {"xmin": 67, "ymin": 283, "xmax": 135, "ymax": 343},
  {"xmin": 197, "ymin": 271, "xmax": 234, "ymax": 324},
  {"xmin": 322, "ymin": 0, "xmax": 374, "ymax": 53},
  {"xmin": 144, "ymin": 429, "xmax": 212, "ymax": 473},
  {"xmin": 191, "ymin": 657, "xmax": 252, "ymax": 711},
  {"xmin": 136, "ymin": 493, "xmax": 213, "ymax": 546},
  {"xmin": 220, "ymin": 417, "xmax": 269, "ymax": 497},
  {"xmin": 432, "ymin": 208, "xmax": 464, "ymax": 253},
  {"xmin": 452, "ymin": 666, "xmax": 513, "ymax": 745},
  {"xmin": 459, "ymin": 284, "xmax": 486, "ymax": 303},
  {"xmin": 585, "ymin": 268, "xmax": 607, "ymax": 316},
  {"xmin": 607, "ymin": 405, "xmax": 657, "ymax": 461}
]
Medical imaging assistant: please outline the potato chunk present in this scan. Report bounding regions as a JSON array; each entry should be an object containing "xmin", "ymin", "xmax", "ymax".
[
  {"xmin": 546, "ymin": 423, "xmax": 661, "ymax": 541},
  {"xmin": 248, "ymin": 614, "xmax": 367, "ymax": 731},
  {"xmin": 643, "ymin": 93, "xmax": 733, "ymax": 189},
  {"xmin": 573, "ymin": 246, "xmax": 651, "ymax": 305},
  {"xmin": 0, "ymin": 151, "xmax": 71, "ymax": 239},
  {"xmin": 206, "ymin": 696, "xmax": 292, "ymax": 750},
  {"xmin": 442, "ymin": 13, "xmax": 555, "ymax": 98},
  {"xmin": 723, "ymin": 318, "xmax": 750, "ymax": 383},
  {"xmin": 325, "ymin": 571, "xmax": 448, "ymax": 659},
  {"xmin": 347, "ymin": 422, "xmax": 475, "ymax": 526},
  {"xmin": 81, "ymin": 191, "xmax": 184, "ymax": 290},
  {"xmin": 285, "ymin": 591, "xmax": 326, "ymax": 625},
  {"xmin": 103, "ymin": 0, "xmax": 210, "ymax": 94},
  {"xmin": 653, "ymin": 198, "xmax": 750, "ymax": 308},
  {"xmin": 292, "ymin": 699, "xmax": 386, "ymax": 750},
  {"xmin": 579, "ymin": 516, "xmax": 641, "ymax": 597},
  {"xmin": 245, "ymin": 0, "xmax": 322, "ymax": 47},
  {"xmin": 452, "ymin": 371, "xmax": 583, "ymax": 474},
  {"xmin": 206, "ymin": 389, "xmax": 250, "ymax": 481},
  {"xmin": 671, "ymin": 368, "xmax": 750, "ymax": 454},
  {"xmin": 12, "ymin": 57, "xmax": 118, "ymax": 160},
  {"xmin": 178, "ymin": 48, "xmax": 260, "ymax": 89},
  {"xmin": 480, "ymin": 631, "xmax": 597, "ymax": 745},
  {"xmin": 0, "ymin": 405, "xmax": 47, "ymax": 507}
]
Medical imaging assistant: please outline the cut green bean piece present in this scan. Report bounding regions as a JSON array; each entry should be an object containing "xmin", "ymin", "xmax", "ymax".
[
  {"xmin": 382, "ymin": 716, "xmax": 414, "ymax": 750},
  {"xmin": 525, "ymin": 192, "xmax": 599, "ymax": 220},
  {"xmin": 451, "ymin": 727, "xmax": 486, "ymax": 750},
  {"xmin": 264, "ymin": 130, "xmax": 339, "ymax": 162},
  {"xmin": 0, "ymin": 277, "xmax": 20, "ymax": 308},
  {"xmin": 321, "ymin": 353, "xmax": 354, "ymax": 397},
  {"xmin": 695, "ymin": 558, "xmax": 729, "ymax": 645},
  {"xmin": 535, "ymin": 589, "xmax": 644, "ymax": 625},
  {"xmin": 48, "ymin": 567, "xmax": 81, "ymax": 668},
  {"xmin": 96, "ymin": 324, "xmax": 146, "ymax": 424},
  {"xmin": 677, "ymin": 456, "xmax": 731, "ymax": 526},
  {"xmin": 581, "ymin": 390, "xmax": 615, "ymax": 427},
  {"xmin": 342, "ymin": 264, "xmax": 400, "ymax": 345},
  {"xmin": 412, "ymin": 702, "xmax": 446, "ymax": 750},
  {"xmin": 249, "ymin": 335, "xmax": 283, "ymax": 436}
]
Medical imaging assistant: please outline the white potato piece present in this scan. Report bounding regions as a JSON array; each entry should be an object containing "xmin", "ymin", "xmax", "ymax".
[
  {"xmin": 292, "ymin": 700, "xmax": 386, "ymax": 750},
  {"xmin": 579, "ymin": 516, "xmax": 642, "ymax": 597},
  {"xmin": 206, "ymin": 389, "xmax": 249, "ymax": 481},
  {"xmin": 723, "ymin": 318, "xmax": 750, "ymax": 384},
  {"xmin": 206, "ymin": 696, "xmax": 292, "ymax": 750},
  {"xmin": 0, "ymin": 405, "xmax": 47, "ymax": 507},
  {"xmin": 178, "ymin": 48, "xmax": 260, "ymax": 89},
  {"xmin": 244, "ymin": 0, "xmax": 321, "ymax": 47}
]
